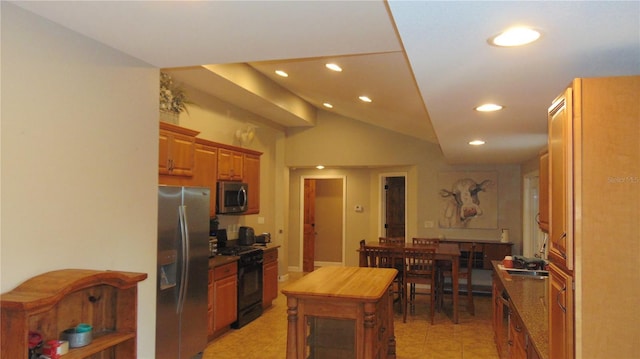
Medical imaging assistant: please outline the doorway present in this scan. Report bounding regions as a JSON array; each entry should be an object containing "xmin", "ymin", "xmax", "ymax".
[
  {"xmin": 301, "ymin": 176, "xmax": 346, "ymax": 272},
  {"xmin": 523, "ymin": 171, "xmax": 545, "ymax": 258},
  {"xmin": 380, "ymin": 174, "xmax": 406, "ymax": 239}
]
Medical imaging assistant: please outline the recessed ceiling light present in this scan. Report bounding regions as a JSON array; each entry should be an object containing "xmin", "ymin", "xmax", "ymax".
[
  {"xmin": 469, "ymin": 140, "xmax": 486, "ymax": 146},
  {"xmin": 475, "ymin": 104, "xmax": 504, "ymax": 112},
  {"xmin": 359, "ymin": 96, "xmax": 372, "ymax": 103},
  {"xmin": 489, "ymin": 27, "xmax": 541, "ymax": 47},
  {"xmin": 316, "ymin": 165, "xmax": 325, "ymax": 170},
  {"xmin": 323, "ymin": 102, "xmax": 333, "ymax": 109},
  {"xmin": 325, "ymin": 63, "xmax": 342, "ymax": 72},
  {"xmin": 275, "ymin": 70, "xmax": 288, "ymax": 77}
]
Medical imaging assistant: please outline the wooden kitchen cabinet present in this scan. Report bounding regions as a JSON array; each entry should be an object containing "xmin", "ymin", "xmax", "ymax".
[
  {"xmin": 492, "ymin": 273, "xmax": 509, "ymax": 359},
  {"xmin": 262, "ymin": 247, "xmax": 278, "ymax": 308},
  {"xmin": 508, "ymin": 303, "xmax": 527, "ymax": 359},
  {"xmin": 244, "ymin": 153, "xmax": 261, "ymax": 214},
  {"xmin": 548, "ymin": 263, "xmax": 573, "ymax": 359},
  {"xmin": 548, "ymin": 89, "xmax": 573, "ymax": 271},
  {"xmin": 217, "ymin": 148, "xmax": 244, "ymax": 181},
  {"xmin": 210, "ymin": 261, "xmax": 237, "ymax": 339},
  {"xmin": 158, "ymin": 123, "xmax": 263, "ymax": 216},
  {"xmin": 194, "ymin": 139, "xmax": 218, "ymax": 218},
  {"xmin": 537, "ymin": 149, "xmax": 549, "ymax": 233},
  {"xmin": 545, "ymin": 76, "xmax": 639, "ymax": 358},
  {"xmin": 1, "ymin": 269, "xmax": 147, "ymax": 359},
  {"xmin": 159, "ymin": 122, "xmax": 197, "ymax": 177},
  {"xmin": 207, "ymin": 269, "xmax": 214, "ymax": 337}
]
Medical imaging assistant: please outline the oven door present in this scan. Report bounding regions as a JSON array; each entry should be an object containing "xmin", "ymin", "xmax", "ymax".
[{"xmin": 238, "ymin": 259, "xmax": 263, "ymax": 310}]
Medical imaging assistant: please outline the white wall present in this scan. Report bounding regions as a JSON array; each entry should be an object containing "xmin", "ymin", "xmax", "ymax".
[{"xmin": 1, "ymin": 4, "xmax": 158, "ymax": 357}]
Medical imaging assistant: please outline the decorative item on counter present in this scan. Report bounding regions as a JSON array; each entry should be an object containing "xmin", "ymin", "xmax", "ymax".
[
  {"xmin": 500, "ymin": 228, "xmax": 510, "ymax": 243},
  {"xmin": 61, "ymin": 323, "xmax": 93, "ymax": 348},
  {"xmin": 503, "ymin": 255, "xmax": 514, "ymax": 268}
]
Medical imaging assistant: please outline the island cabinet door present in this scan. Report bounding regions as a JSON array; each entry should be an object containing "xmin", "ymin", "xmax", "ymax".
[{"xmin": 549, "ymin": 263, "xmax": 574, "ymax": 359}]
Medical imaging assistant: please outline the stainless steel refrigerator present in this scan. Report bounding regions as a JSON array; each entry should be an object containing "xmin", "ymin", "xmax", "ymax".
[{"xmin": 157, "ymin": 186, "xmax": 210, "ymax": 359}]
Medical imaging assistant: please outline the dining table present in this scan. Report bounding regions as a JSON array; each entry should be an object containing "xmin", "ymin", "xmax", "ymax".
[{"xmin": 358, "ymin": 241, "xmax": 462, "ymax": 324}]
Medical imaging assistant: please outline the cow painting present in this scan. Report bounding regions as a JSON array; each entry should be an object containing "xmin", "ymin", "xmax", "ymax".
[{"xmin": 439, "ymin": 177, "xmax": 494, "ymax": 228}]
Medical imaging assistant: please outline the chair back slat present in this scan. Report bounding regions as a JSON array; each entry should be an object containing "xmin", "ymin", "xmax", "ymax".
[
  {"xmin": 412, "ymin": 237, "xmax": 440, "ymax": 246},
  {"xmin": 379, "ymin": 237, "xmax": 405, "ymax": 246}
]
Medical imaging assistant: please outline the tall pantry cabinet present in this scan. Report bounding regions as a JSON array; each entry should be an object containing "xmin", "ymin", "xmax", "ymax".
[{"xmin": 546, "ymin": 76, "xmax": 639, "ymax": 359}]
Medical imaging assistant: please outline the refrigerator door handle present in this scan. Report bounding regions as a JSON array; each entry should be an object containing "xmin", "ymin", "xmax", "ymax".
[{"xmin": 177, "ymin": 205, "xmax": 190, "ymax": 314}]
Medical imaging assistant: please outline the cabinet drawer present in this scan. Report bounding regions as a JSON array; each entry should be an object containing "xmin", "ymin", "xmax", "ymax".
[
  {"xmin": 263, "ymin": 249, "xmax": 278, "ymax": 263},
  {"xmin": 214, "ymin": 261, "xmax": 237, "ymax": 280}
]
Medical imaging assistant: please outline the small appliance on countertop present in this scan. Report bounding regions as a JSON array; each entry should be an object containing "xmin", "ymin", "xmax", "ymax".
[
  {"xmin": 237, "ymin": 226, "xmax": 255, "ymax": 246},
  {"xmin": 255, "ymin": 232, "xmax": 271, "ymax": 245}
]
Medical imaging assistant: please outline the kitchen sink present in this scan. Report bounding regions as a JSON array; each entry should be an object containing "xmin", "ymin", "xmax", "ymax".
[{"xmin": 505, "ymin": 269, "xmax": 549, "ymax": 279}]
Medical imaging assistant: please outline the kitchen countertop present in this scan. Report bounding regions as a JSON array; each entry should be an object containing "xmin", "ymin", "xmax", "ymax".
[
  {"xmin": 253, "ymin": 243, "xmax": 280, "ymax": 251},
  {"xmin": 492, "ymin": 261, "xmax": 548, "ymax": 359},
  {"xmin": 209, "ymin": 255, "xmax": 239, "ymax": 269}
]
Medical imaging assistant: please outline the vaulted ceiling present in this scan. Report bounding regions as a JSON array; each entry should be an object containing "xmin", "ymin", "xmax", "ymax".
[{"xmin": 14, "ymin": 1, "xmax": 640, "ymax": 164}]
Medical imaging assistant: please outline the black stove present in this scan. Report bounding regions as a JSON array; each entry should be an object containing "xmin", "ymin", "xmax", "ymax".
[{"xmin": 217, "ymin": 245, "xmax": 259, "ymax": 256}]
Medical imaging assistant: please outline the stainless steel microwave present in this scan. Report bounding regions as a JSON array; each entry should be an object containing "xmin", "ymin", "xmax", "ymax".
[{"xmin": 216, "ymin": 181, "xmax": 248, "ymax": 214}]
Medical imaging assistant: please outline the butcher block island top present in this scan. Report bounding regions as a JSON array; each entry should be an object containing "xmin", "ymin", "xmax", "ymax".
[
  {"xmin": 281, "ymin": 266, "xmax": 398, "ymax": 359},
  {"xmin": 282, "ymin": 266, "xmax": 397, "ymax": 300}
]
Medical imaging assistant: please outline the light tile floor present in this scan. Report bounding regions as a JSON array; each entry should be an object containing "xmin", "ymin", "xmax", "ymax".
[{"xmin": 203, "ymin": 273, "xmax": 499, "ymax": 359}]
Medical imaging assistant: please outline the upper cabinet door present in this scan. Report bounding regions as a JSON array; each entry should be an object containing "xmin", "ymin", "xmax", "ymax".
[
  {"xmin": 217, "ymin": 148, "xmax": 244, "ymax": 181},
  {"xmin": 243, "ymin": 153, "xmax": 261, "ymax": 214},
  {"xmin": 159, "ymin": 122, "xmax": 198, "ymax": 177},
  {"xmin": 547, "ymin": 88, "xmax": 573, "ymax": 271},
  {"xmin": 194, "ymin": 141, "xmax": 218, "ymax": 218}
]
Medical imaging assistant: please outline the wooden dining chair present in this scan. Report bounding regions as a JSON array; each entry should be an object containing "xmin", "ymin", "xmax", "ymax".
[
  {"xmin": 403, "ymin": 246, "xmax": 437, "ymax": 324},
  {"xmin": 379, "ymin": 237, "xmax": 405, "ymax": 246},
  {"xmin": 361, "ymin": 245, "xmax": 393, "ymax": 268},
  {"xmin": 439, "ymin": 242, "xmax": 476, "ymax": 315},
  {"xmin": 360, "ymin": 244, "xmax": 403, "ymax": 310},
  {"xmin": 412, "ymin": 237, "xmax": 440, "ymax": 246}
]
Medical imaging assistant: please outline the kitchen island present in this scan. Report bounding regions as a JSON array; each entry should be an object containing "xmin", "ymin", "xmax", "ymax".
[
  {"xmin": 492, "ymin": 261, "xmax": 548, "ymax": 359},
  {"xmin": 281, "ymin": 266, "xmax": 397, "ymax": 359}
]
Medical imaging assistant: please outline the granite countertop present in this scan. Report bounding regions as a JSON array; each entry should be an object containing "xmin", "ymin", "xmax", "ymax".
[
  {"xmin": 209, "ymin": 255, "xmax": 239, "ymax": 269},
  {"xmin": 253, "ymin": 243, "xmax": 281, "ymax": 251},
  {"xmin": 492, "ymin": 261, "xmax": 548, "ymax": 359}
]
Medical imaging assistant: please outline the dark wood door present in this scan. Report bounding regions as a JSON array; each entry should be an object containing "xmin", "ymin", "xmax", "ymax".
[
  {"xmin": 385, "ymin": 176, "xmax": 405, "ymax": 238},
  {"xmin": 303, "ymin": 179, "xmax": 316, "ymax": 272}
]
